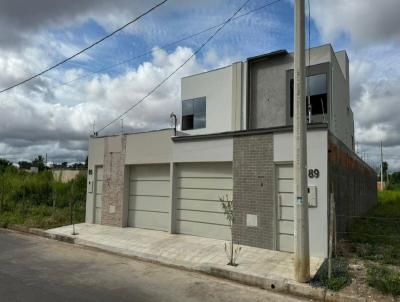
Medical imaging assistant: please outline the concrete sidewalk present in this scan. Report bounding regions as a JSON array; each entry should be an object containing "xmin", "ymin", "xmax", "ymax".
[{"xmin": 47, "ymin": 224, "xmax": 323, "ymax": 283}]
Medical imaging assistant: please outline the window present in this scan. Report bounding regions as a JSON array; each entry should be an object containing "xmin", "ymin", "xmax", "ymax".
[
  {"xmin": 290, "ymin": 73, "xmax": 327, "ymax": 117},
  {"xmin": 182, "ymin": 97, "xmax": 206, "ymax": 130}
]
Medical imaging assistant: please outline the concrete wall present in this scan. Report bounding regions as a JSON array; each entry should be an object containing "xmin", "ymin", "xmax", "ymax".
[
  {"xmin": 232, "ymin": 134, "xmax": 275, "ymax": 249},
  {"xmin": 328, "ymin": 133, "xmax": 377, "ymax": 238},
  {"xmin": 248, "ymin": 45, "xmax": 332, "ymax": 130},
  {"xmin": 231, "ymin": 62, "xmax": 243, "ymax": 131},
  {"xmin": 172, "ymin": 137, "xmax": 233, "ymax": 162},
  {"xmin": 273, "ymin": 129, "xmax": 329, "ymax": 257},
  {"xmin": 125, "ymin": 129, "xmax": 174, "ymax": 164},
  {"xmin": 86, "ymin": 136, "xmax": 105, "ymax": 223},
  {"xmin": 53, "ymin": 169, "xmax": 84, "ymax": 183},
  {"xmin": 330, "ymin": 51, "xmax": 354, "ymax": 150},
  {"xmin": 181, "ymin": 66, "xmax": 234, "ymax": 135}
]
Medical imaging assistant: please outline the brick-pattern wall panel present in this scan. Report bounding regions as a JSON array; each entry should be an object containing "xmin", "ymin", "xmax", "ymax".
[
  {"xmin": 328, "ymin": 134, "xmax": 377, "ymax": 239},
  {"xmin": 101, "ymin": 136, "xmax": 126, "ymax": 227},
  {"xmin": 232, "ymin": 134, "xmax": 274, "ymax": 249}
]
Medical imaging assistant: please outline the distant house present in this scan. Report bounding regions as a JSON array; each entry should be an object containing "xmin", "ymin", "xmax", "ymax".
[{"xmin": 85, "ymin": 44, "xmax": 376, "ymax": 258}]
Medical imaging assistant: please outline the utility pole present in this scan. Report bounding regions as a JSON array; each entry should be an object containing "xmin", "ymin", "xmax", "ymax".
[
  {"xmin": 293, "ymin": 0, "xmax": 310, "ymax": 282},
  {"xmin": 381, "ymin": 141, "xmax": 384, "ymax": 190}
]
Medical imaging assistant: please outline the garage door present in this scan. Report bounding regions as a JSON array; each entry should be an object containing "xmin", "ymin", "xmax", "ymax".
[
  {"xmin": 94, "ymin": 166, "xmax": 103, "ymax": 224},
  {"xmin": 176, "ymin": 162, "xmax": 232, "ymax": 240},
  {"xmin": 277, "ymin": 165, "xmax": 294, "ymax": 252},
  {"xmin": 128, "ymin": 164, "xmax": 170, "ymax": 231}
]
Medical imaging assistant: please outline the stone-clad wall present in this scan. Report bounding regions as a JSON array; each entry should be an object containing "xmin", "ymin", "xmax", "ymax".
[
  {"xmin": 232, "ymin": 134, "xmax": 275, "ymax": 249},
  {"xmin": 101, "ymin": 136, "xmax": 127, "ymax": 227}
]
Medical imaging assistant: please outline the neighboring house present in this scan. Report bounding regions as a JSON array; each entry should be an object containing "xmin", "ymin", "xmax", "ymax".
[{"xmin": 85, "ymin": 44, "xmax": 376, "ymax": 258}]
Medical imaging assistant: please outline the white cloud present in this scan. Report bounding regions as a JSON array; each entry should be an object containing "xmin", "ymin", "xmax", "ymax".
[
  {"xmin": 311, "ymin": 0, "xmax": 400, "ymax": 46},
  {"xmin": 0, "ymin": 45, "xmax": 204, "ymax": 163},
  {"xmin": 309, "ymin": 0, "xmax": 400, "ymax": 172}
]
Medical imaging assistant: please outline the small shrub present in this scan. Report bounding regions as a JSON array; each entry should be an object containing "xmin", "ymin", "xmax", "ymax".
[
  {"xmin": 367, "ymin": 264, "xmax": 400, "ymax": 296},
  {"xmin": 220, "ymin": 195, "xmax": 241, "ymax": 266}
]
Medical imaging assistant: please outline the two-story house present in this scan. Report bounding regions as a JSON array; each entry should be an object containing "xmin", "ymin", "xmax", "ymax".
[{"xmin": 85, "ymin": 44, "xmax": 376, "ymax": 258}]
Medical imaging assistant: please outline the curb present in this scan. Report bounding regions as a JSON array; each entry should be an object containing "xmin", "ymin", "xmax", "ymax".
[
  {"xmin": 1, "ymin": 225, "xmax": 367, "ymax": 302},
  {"xmin": 5, "ymin": 224, "xmax": 76, "ymax": 244}
]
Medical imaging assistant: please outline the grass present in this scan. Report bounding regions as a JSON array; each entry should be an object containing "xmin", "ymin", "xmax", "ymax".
[
  {"xmin": 367, "ymin": 264, "xmax": 400, "ymax": 297},
  {"xmin": 312, "ymin": 258, "xmax": 351, "ymax": 291},
  {"xmin": 343, "ymin": 189, "xmax": 400, "ymax": 297},
  {"xmin": 347, "ymin": 190, "xmax": 400, "ymax": 265},
  {"xmin": 0, "ymin": 204, "xmax": 85, "ymax": 229}
]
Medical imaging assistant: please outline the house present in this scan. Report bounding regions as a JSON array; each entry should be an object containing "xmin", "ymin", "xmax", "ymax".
[{"xmin": 85, "ymin": 44, "xmax": 376, "ymax": 258}]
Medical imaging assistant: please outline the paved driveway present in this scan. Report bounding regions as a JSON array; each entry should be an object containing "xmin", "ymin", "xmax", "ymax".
[{"xmin": 0, "ymin": 229, "xmax": 306, "ymax": 302}]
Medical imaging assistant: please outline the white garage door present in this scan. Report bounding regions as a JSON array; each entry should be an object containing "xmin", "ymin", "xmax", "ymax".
[
  {"xmin": 94, "ymin": 166, "xmax": 103, "ymax": 224},
  {"xmin": 176, "ymin": 162, "xmax": 232, "ymax": 240},
  {"xmin": 277, "ymin": 165, "xmax": 294, "ymax": 252},
  {"xmin": 128, "ymin": 164, "xmax": 170, "ymax": 231}
]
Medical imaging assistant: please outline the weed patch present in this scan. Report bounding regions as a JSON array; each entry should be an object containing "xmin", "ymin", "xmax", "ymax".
[
  {"xmin": 347, "ymin": 190, "xmax": 400, "ymax": 265},
  {"xmin": 312, "ymin": 258, "xmax": 351, "ymax": 291},
  {"xmin": 0, "ymin": 204, "xmax": 85, "ymax": 229},
  {"xmin": 367, "ymin": 264, "xmax": 400, "ymax": 296}
]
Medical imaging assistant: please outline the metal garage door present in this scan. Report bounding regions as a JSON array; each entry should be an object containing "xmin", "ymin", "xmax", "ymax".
[
  {"xmin": 176, "ymin": 162, "xmax": 232, "ymax": 240},
  {"xmin": 128, "ymin": 164, "xmax": 170, "ymax": 231},
  {"xmin": 277, "ymin": 165, "xmax": 294, "ymax": 252},
  {"xmin": 94, "ymin": 166, "xmax": 103, "ymax": 224}
]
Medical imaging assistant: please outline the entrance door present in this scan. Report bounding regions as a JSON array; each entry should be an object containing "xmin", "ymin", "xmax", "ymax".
[
  {"xmin": 277, "ymin": 165, "xmax": 294, "ymax": 252},
  {"xmin": 94, "ymin": 166, "xmax": 103, "ymax": 224}
]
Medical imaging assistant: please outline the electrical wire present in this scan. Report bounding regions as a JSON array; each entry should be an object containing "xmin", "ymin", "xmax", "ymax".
[
  {"xmin": 96, "ymin": 0, "xmax": 256, "ymax": 134},
  {"xmin": 55, "ymin": 0, "xmax": 282, "ymax": 90},
  {"xmin": 0, "ymin": 0, "xmax": 168, "ymax": 94}
]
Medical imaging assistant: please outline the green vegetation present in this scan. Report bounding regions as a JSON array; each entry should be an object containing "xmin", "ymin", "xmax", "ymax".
[
  {"xmin": 367, "ymin": 264, "xmax": 400, "ymax": 297},
  {"xmin": 345, "ymin": 186, "xmax": 400, "ymax": 297},
  {"xmin": 0, "ymin": 159, "xmax": 86, "ymax": 229},
  {"xmin": 347, "ymin": 190, "xmax": 400, "ymax": 265},
  {"xmin": 312, "ymin": 258, "xmax": 351, "ymax": 291}
]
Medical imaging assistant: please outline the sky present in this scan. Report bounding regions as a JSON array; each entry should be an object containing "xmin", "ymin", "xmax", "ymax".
[{"xmin": 0, "ymin": 0, "xmax": 399, "ymax": 170}]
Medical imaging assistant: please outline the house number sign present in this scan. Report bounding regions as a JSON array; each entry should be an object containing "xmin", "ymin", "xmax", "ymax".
[{"xmin": 308, "ymin": 169, "xmax": 320, "ymax": 179}]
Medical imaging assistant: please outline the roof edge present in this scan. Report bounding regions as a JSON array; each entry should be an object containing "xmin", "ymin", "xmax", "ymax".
[{"xmin": 172, "ymin": 123, "xmax": 328, "ymax": 142}]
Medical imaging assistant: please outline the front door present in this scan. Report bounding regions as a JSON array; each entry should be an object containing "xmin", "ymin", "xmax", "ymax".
[{"xmin": 276, "ymin": 165, "xmax": 294, "ymax": 252}]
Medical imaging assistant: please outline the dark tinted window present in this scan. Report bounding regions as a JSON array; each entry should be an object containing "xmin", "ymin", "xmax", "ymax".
[
  {"xmin": 182, "ymin": 97, "xmax": 206, "ymax": 130},
  {"xmin": 290, "ymin": 73, "xmax": 327, "ymax": 117}
]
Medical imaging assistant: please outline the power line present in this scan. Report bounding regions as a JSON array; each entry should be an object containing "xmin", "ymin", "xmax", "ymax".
[
  {"xmin": 0, "ymin": 0, "xmax": 168, "ymax": 94},
  {"xmin": 54, "ymin": 0, "xmax": 282, "ymax": 90},
  {"xmin": 96, "ymin": 0, "xmax": 258, "ymax": 134}
]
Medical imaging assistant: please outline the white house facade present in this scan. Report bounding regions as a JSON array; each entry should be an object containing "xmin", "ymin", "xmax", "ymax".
[{"xmin": 85, "ymin": 44, "xmax": 376, "ymax": 258}]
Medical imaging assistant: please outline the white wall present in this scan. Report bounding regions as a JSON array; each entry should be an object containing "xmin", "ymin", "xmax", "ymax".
[
  {"xmin": 125, "ymin": 129, "xmax": 174, "ymax": 164},
  {"xmin": 331, "ymin": 51, "xmax": 353, "ymax": 149},
  {"xmin": 181, "ymin": 66, "xmax": 233, "ymax": 135},
  {"xmin": 86, "ymin": 136, "xmax": 105, "ymax": 223},
  {"xmin": 273, "ymin": 129, "xmax": 328, "ymax": 257},
  {"xmin": 172, "ymin": 137, "xmax": 233, "ymax": 163}
]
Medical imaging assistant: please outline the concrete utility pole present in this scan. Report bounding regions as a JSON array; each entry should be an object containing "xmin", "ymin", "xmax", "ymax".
[
  {"xmin": 293, "ymin": 0, "xmax": 310, "ymax": 283},
  {"xmin": 381, "ymin": 141, "xmax": 384, "ymax": 189}
]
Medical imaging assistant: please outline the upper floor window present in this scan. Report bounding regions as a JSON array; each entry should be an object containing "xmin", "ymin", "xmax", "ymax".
[
  {"xmin": 290, "ymin": 73, "xmax": 327, "ymax": 117},
  {"xmin": 182, "ymin": 97, "xmax": 206, "ymax": 130}
]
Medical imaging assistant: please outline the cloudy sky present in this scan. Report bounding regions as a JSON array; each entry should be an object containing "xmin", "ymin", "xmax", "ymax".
[{"xmin": 0, "ymin": 0, "xmax": 399, "ymax": 170}]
